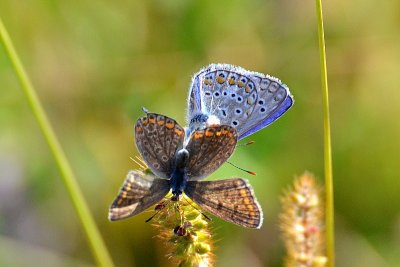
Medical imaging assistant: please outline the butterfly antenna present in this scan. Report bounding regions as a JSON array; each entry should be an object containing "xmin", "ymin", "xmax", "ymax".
[
  {"xmin": 145, "ymin": 211, "xmax": 159, "ymax": 223},
  {"xmin": 226, "ymin": 161, "xmax": 257, "ymax": 176},
  {"xmin": 145, "ymin": 199, "xmax": 171, "ymax": 223},
  {"xmin": 130, "ymin": 156, "xmax": 147, "ymax": 170},
  {"xmin": 142, "ymin": 107, "xmax": 149, "ymax": 114},
  {"xmin": 237, "ymin": 140, "xmax": 256, "ymax": 147},
  {"xmin": 182, "ymin": 196, "xmax": 212, "ymax": 221}
]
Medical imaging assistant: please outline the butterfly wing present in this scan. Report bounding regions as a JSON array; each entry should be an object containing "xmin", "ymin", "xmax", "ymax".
[
  {"xmin": 109, "ymin": 170, "xmax": 170, "ymax": 221},
  {"xmin": 187, "ymin": 63, "xmax": 293, "ymax": 140},
  {"xmin": 135, "ymin": 113, "xmax": 185, "ymax": 178},
  {"xmin": 184, "ymin": 178, "xmax": 263, "ymax": 228},
  {"xmin": 185, "ymin": 125, "xmax": 237, "ymax": 180}
]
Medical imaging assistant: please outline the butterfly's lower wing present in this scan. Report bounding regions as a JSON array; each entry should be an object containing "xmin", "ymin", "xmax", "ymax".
[
  {"xmin": 185, "ymin": 125, "xmax": 237, "ymax": 179},
  {"xmin": 135, "ymin": 113, "xmax": 184, "ymax": 178},
  {"xmin": 109, "ymin": 170, "xmax": 170, "ymax": 221},
  {"xmin": 184, "ymin": 178, "xmax": 263, "ymax": 228},
  {"xmin": 187, "ymin": 64, "xmax": 293, "ymax": 140}
]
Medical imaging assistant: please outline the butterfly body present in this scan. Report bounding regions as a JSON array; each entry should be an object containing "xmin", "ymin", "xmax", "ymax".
[{"xmin": 170, "ymin": 148, "xmax": 189, "ymax": 197}]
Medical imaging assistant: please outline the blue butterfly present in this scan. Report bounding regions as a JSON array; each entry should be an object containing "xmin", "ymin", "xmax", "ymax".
[{"xmin": 187, "ymin": 64, "xmax": 294, "ymax": 140}]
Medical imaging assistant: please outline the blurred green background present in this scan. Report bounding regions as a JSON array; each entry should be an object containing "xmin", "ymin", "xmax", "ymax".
[{"xmin": 1, "ymin": 0, "xmax": 399, "ymax": 266}]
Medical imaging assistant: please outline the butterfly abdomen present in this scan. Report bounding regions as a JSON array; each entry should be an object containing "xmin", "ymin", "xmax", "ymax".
[{"xmin": 171, "ymin": 149, "xmax": 190, "ymax": 197}]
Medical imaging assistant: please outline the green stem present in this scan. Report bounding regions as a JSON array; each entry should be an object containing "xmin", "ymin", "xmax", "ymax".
[
  {"xmin": 0, "ymin": 17, "xmax": 114, "ymax": 267},
  {"xmin": 315, "ymin": 1, "xmax": 335, "ymax": 266}
]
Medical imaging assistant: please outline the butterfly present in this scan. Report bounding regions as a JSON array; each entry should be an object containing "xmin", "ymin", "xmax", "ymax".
[
  {"xmin": 187, "ymin": 63, "xmax": 294, "ymax": 140},
  {"xmin": 109, "ymin": 113, "xmax": 263, "ymax": 228}
]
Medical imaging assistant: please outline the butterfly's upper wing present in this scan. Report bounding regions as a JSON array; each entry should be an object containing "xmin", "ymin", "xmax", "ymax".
[
  {"xmin": 184, "ymin": 178, "xmax": 263, "ymax": 228},
  {"xmin": 185, "ymin": 125, "xmax": 237, "ymax": 180},
  {"xmin": 109, "ymin": 170, "xmax": 170, "ymax": 221},
  {"xmin": 135, "ymin": 113, "xmax": 185, "ymax": 178},
  {"xmin": 187, "ymin": 64, "xmax": 293, "ymax": 139}
]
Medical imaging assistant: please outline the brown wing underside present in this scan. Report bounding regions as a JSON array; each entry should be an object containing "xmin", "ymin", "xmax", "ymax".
[
  {"xmin": 135, "ymin": 113, "xmax": 184, "ymax": 178},
  {"xmin": 109, "ymin": 170, "xmax": 170, "ymax": 221},
  {"xmin": 185, "ymin": 125, "xmax": 238, "ymax": 179},
  {"xmin": 184, "ymin": 178, "xmax": 263, "ymax": 228}
]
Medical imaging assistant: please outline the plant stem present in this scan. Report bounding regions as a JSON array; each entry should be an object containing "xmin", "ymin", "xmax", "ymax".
[
  {"xmin": 0, "ymin": 17, "xmax": 115, "ymax": 267},
  {"xmin": 314, "ymin": 1, "xmax": 334, "ymax": 266}
]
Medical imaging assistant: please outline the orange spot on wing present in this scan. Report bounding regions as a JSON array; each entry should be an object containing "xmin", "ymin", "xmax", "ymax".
[
  {"xmin": 237, "ymin": 81, "xmax": 245, "ymax": 88},
  {"xmin": 194, "ymin": 132, "xmax": 204, "ymax": 139},
  {"xmin": 166, "ymin": 120, "xmax": 175, "ymax": 129},
  {"xmin": 228, "ymin": 77, "xmax": 236, "ymax": 85},
  {"xmin": 174, "ymin": 128, "xmax": 183, "ymax": 136},
  {"xmin": 157, "ymin": 117, "xmax": 165, "ymax": 126},
  {"xmin": 247, "ymin": 204, "xmax": 255, "ymax": 211},
  {"xmin": 205, "ymin": 129, "xmax": 214, "ymax": 137},
  {"xmin": 149, "ymin": 117, "xmax": 156, "ymax": 124},
  {"xmin": 217, "ymin": 76, "xmax": 225, "ymax": 84},
  {"xmin": 240, "ymin": 189, "xmax": 248, "ymax": 197}
]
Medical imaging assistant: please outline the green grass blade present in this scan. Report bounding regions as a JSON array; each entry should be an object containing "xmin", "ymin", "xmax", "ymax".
[
  {"xmin": 0, "ymin": 17, "xmax": 115, "ymax": 267},
  {"xmin": 314, "ymin": 1, "xmax": 335, "ymax": 266}
]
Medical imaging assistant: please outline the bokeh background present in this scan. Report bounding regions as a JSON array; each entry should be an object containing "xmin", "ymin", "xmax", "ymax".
[{"xmin": 1, "ymin": 1, "xmax": 399, "ymax": 266}]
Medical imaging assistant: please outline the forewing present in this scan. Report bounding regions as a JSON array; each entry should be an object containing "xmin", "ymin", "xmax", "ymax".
[
  {"xmin": 109, "ymin": 170, "xmax": 170, "ymax": 221},
  {"xmin": 185, "ymin": 125, "xmax": 237, "ymax": 179},
  {"xmin": 135, "ymin": 113, "xmax": 185, "ymax": 178},
  {"xmin": 184, "ymin": 178, "xmax": 263, "ymax": 228},
  {"xmin": 187, "ymin": 64, "xmax": 293, "ymax": 139}
]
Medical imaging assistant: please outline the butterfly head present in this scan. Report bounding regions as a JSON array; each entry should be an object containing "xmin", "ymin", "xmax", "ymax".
[{"xmin": 187, "ymin": 113, "xmax": 221, "ymax": 138}]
